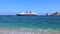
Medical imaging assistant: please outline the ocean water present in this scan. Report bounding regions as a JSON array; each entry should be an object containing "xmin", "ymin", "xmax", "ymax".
[{"xmin": 0, "ymin": 15, "xmax": 60, "ymax": 34}]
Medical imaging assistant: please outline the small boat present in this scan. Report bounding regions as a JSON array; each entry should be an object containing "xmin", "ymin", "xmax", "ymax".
[{"xmin": 16, "ymin": 12, "xmax": 37, "ymax": 16}]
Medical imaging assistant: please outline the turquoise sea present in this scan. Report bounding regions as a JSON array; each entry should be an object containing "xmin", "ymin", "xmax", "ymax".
[
  {"xmin": 0, "ymin": 15, "xmax": 60, "ymax": 30},
  {"xmin": 0, "ymin": 15, "xmax": 60, "ymax": 34}
]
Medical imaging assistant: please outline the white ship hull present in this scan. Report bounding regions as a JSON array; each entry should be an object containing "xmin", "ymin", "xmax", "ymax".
[
  {"xmin": 16, "ymin": 12, "xmax": 37, "ymax": 16},
  {"xmin": 16, "ymin": 14, "xmax": 37, "ymax": 16}
]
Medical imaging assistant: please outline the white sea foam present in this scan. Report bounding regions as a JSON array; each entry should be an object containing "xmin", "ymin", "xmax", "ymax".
[{"xmin": 0, "ymin": 28, "xmax": 60, "ymax": 34}]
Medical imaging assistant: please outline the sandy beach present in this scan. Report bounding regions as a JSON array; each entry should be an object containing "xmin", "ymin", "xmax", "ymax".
[{"xmin": 0, "ymin": 28, "xmax": 59, "ymax": 34}]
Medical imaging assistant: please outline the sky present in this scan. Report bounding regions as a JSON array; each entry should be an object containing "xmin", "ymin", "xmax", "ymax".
[{"xmin": 0, "ymin": 0, "xmax": 60, "ymax": 15}]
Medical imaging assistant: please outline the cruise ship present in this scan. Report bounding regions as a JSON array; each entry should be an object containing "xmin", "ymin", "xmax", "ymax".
[{"xmin": 16, "ymin": 12, "xmax": 37, "ymax": 16}]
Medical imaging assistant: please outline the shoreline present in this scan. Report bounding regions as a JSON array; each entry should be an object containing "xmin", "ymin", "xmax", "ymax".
[{"xmin": 0, "ymin": 27, "xmax": 60, "ymax": 34}]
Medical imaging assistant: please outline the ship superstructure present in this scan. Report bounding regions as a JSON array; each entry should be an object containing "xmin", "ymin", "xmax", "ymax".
[{"xmin": 16, "ymin": 12, "xmax": 37, "ymax": 16}]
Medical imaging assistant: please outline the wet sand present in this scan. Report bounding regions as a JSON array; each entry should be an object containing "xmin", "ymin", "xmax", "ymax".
[{"xmin": 0, "ymin": 28, "xmax": 60, "ymax": 34}]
